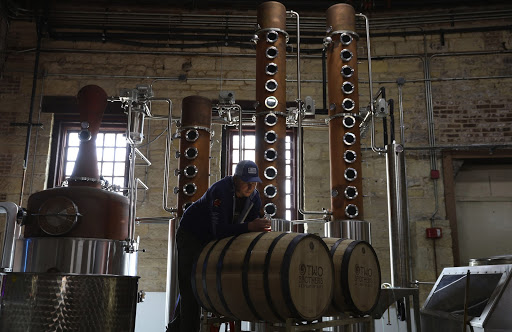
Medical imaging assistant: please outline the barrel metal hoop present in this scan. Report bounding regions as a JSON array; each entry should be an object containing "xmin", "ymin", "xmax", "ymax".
[
  {"xmin": 330, "ymin": 238, "xmax": 345, "ymax": 257},
  {"xmin": 263, "ymin": 232, "xmax": 289, "ymax": 322},
  {"xmin": 327, "ymin": 29, "xmax": 360, "ymax": 40},
  {"xmin": 330, "ymin": 238, "xmax": 349, "ymax": 313},
  {"xmin": 216, "ymin": 235, "xmax": 240, "ymax": 318},
  {"xmin": 256, "ymin": 28, "xmax": 290, "ymax": 44},
  {"xmin": 202, "ymin": 239, "xmax": 223, "ymax": 316},
  {"xmin": 358, "ymin": 241, "xmax": 382, "ymax": 314},
  {"xmin": 178, "ymin": 125, "xmax": 211, "ymax": 133},
  {"xmin": 242, "ymin": 232, "xmax": 267, "ymax": 321},
  {"xmin": 280, "ymin": 233, "xmax": 308, "ymax": 319},
  {"xmin": 191, "ymin": 259, "xmax": 203, "ymax": 309}
]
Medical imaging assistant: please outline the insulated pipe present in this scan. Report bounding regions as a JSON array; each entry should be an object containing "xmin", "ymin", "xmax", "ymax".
[
  {"xmin": 326, "ymin": 4, "xmax": 364, "ymax": 221},
  {"xmin": 255, "ymin": 1, "xmax": 287, "ymax": 219},
  {"xmin": 176, "ymin": 96, "xmax": 212, "ymax": 218},
  {"xmin": 386, "ymin": 142, "xmax": 411, "ymax": 288}
]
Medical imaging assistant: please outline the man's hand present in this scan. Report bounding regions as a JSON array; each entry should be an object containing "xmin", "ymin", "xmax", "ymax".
[{"xmin": 248, "ymin": 218, "xmax": 272, "ymax": 232}]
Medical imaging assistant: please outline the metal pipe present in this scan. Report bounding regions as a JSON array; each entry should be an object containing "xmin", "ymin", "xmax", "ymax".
[
  {"xmin": 162, "ymin": 98, "xmax": 177, "ymax": 213},
  {"xmin": 165, "ymin": 217, "xmax": 179, "ymax": 327},
  {"xmin": 397, "ymin": 79, "xmax": 406, "ymax": 144},
  {"xmin": 237, "ymin": 104, "xmax": 243, "ymax": 160},
  {"xmin": 386, "ymin": 142, "xmax": 410, "ymax": 288},
  {"xmin": 290, "ymin": 9, "xmax": 324, "ymax": 217},
  {"xmin": 288, "ymin": 10, "xmax": 301, "ymax": 101},
  {"xmin": 19, "ymin": 16, "xmax": 42, "ymax": 207},
  {"xmin": 135, "ymin": 148, "xmax": 152, "ymax": 166},
  {"xmin": 127, "ymin": 144, "xmax": 137, "ymax": 244},
  {"xmin": 28, "ymin": 72, "xmax": 46, "ymax": 196},
  {"xmin": 357, "ymin": 13, "xmax": 385, "ymax": 154}
]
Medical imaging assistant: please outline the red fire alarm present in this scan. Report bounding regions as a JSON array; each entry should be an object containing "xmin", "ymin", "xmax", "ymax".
[
  {"xmin": 426, "ymin": 227, "xmax": 442, "ymax": 239},
  {"xmin": 430, "ymin": 170, "xmax": 440, "ymax": 179}
]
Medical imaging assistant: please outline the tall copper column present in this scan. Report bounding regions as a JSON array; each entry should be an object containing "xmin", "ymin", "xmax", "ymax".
[
  {"xmin": 326, "ymin": 4, "xmax": 364, "ymax": 222},
  {"xmin": 255, "ymin": 1, "xmax": 287, "ymax": 219},
  {"xmin": 177, "ymin": 95, "xmax": 212, "ymax": 217}
]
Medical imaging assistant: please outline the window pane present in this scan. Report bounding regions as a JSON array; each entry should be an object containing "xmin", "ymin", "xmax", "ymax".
[
  {"xmin": 103, "ymin": 148, "xmax": 115, "ymax": 161},
  {"xmin": 245, "ymin": 150, "xmax": 255, "ymax": 162},
  {"xmin": 116, "ymin": 133, "xmax": 126, "ymax": 147},
  {"xmin": 102, "ymin": 162, "xmax": 114, "ymax": 176},
  {"xmin": 232, "ymin": 164, "xmax": 237, "ymax": 174},
  {"xmin": 113, "ymin": 162, "xmax": 125, "ymax": 176},
  {"xmin": 286, "ymin": 195, "xmax": 291, "ymax": 206},
  {"xmin": 286, "ymin": 210, "xmax": 291, "ymax": 221},
  {"xmin": 286, "ymin": 179, "xmax": 291, "ymax": 193},
  {"xmin": 285, "ymin": 150, "xmax": 291, "ymax": 160},
  {"xmin": 96, "ymin": 148, "xmax": 103, "ymax": 161},
  {"xmin": 115, "ymin": 148, "xmax": 126, "ymax": 161},
  {"xmin": 67, "ymin": 147, "xmax": 79, "ymax": 161},
  {"xmin": 65, "ymin": 162, "xmax": 75, "ymax": 176},
  {"xmin": 104, "ymin": 133, "xmax": 116, "ymax": 147},
  {"xmin": 113, "ymin": 176, "xmax": 125, "ymax": 187},
  {"xmin": 232, "ymin": 149, "xmax": 239, "ymax": 163},
  {"xmin": 245, "ymin": 135, "xmax": 256, "ymax": 149},
  {"xmin": 68, "ymin": 133, "xmax": 80, "ymax": 146},
  {"xmin": 286, "ymin": 141, "xmax": 291, "ymax": 150},
  {"xmin": 286, "ymin": 164, "xmax": 291, "ymax": 176},
  {"xmin": 232, "ymin": 135, "xmax": 239, "ymax": 149},
  {"xmin": 97, "ymin": 133, "xmax": 104, "ymax": 145}
]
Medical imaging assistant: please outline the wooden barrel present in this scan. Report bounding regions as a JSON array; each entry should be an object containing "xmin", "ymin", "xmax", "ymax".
[
  {"xmin": 323, "ymin": 238, "xmax": 381, "ymax": 315},
  {"xmin": 192, "ymin": 231, "xmax": 334, "ymax": 322}
]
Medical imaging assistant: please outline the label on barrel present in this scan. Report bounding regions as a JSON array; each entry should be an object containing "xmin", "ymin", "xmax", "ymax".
[
  {"xmin": 298, "ymin": 263, "xmax": 324, "ymax": 288},
  {"xmin": 354, "ymin": 263, "xmax": 373, "ymax": 287}
]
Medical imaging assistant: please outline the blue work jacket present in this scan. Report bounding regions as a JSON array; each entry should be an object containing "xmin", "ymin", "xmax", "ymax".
[{"xmin": 178, "ymin": 176, "xmax": 262, "ymax": 244}]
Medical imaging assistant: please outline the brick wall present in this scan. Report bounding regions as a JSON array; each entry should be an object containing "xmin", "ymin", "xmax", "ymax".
[
  {"xmin": 0, "ymin": 4, "xmax": 511, "ymax": 300},
  {"xmin": 434, "ymin": 100, "xmax": 512, "ymax": 143}
]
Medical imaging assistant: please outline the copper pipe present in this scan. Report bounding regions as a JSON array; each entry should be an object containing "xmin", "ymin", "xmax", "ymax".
[
  {"xmin": 255, "ymin": 1, "xmax": 287, "ymax": 219},
  {"xmin": 326, "ymin": 4, "xmax": 364, "ymax": 221},
  {"xmin": 69, "ymin": 85, "xmax": 108, "ymax": 188},
  {"xmin": 177, "ymin": 95, "xmax": 212, "ymax": 218}
]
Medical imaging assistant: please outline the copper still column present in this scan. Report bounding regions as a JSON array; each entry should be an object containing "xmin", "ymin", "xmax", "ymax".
[
  {"xmin": 255, "ymin": 1, "xmax": 287, "ymax": 219},
  {"xmin": 166, "ymin": 95, "xmax": 212, "ymax": 327},
  {"xmin": 176, "ymin": 95, "xmax": 212, "ymax": 217},
  {"xmin": 325, "ymin": 6, "xmax": 375, "ymax": 332},
  {"xmin": 324, "ymin": 4, "xmax": 369, "ymax": 241}
]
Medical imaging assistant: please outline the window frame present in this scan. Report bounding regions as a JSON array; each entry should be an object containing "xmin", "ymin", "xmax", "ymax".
[
  {"xmin": 224, "ymin": 127, "xmax": 298, "ymax": 221},
  {"xmin": 47, "ymin": 115, "xmax": 128, "ymax": 189}
]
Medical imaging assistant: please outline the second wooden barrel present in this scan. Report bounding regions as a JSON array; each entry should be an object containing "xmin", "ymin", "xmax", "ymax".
[
  {"xmin": 192, "ymin": 231, "xmax": 334, "ymax": 322},
  {"xmin": 323, "ymin": 238, "xmax": 381, "ymax": 315}
]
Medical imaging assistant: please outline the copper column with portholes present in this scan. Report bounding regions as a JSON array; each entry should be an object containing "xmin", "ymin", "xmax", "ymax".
[
  {"xmin": 326, "ymin": 4, "xmax": 364, "ymax": 222},
  {"xmin": 177, "ymin": 96, "xmax": 212, "ymax": 218},
  {"xmin": 255, "ymin": 1, "xmax": 287, "ymax": 219}
]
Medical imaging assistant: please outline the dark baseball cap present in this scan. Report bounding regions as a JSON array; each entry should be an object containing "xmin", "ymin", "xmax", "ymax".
[{"xmin": 234, "ymin": 160, "xmax": 262, "ymax": 183}]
